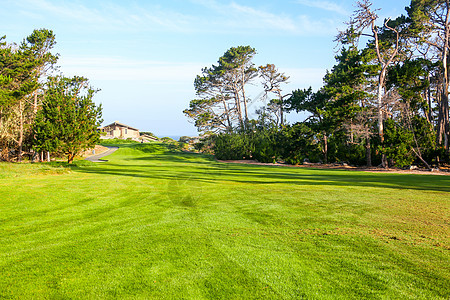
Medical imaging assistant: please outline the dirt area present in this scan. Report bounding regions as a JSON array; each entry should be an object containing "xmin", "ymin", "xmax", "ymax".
[
  {"xmin": 80, "ymin": 145, "xmax": 110, "ymax": 158},
  {"xmin": 218, "ymin": 159, "xmax": 450, "ymax": 176}
]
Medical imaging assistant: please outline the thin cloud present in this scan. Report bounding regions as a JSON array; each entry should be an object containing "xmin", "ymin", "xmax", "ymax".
[
  {"xmin": 228, "ymin": 2, "xmax": 298, "ymax": 32},
  {"xmin": 193, "ymin": 0, "xmax": 340, "ymax": 35},
  {"xmin": 296, "ymin": 0, "xmax": 349, "ymax": 16},
  {"xmin": 15, "ymin": 0, "xmax": 197, "ymax": 33},
  {"xmin": 22, "ymin": 0, "xmax": 108, "ymax": 25},
  {"xmin": 14, "ymin": 0, "xmax": 343, "ymax": 36}
]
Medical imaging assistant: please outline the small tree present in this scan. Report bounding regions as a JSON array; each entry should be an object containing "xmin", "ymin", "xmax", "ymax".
[{"xmin": 33, "ymin": 76, "xmax": 102, "ymax": 163}]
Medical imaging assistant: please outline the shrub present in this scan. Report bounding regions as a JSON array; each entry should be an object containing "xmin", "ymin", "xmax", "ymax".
[{"xmin": 213, "ymin": 133, "xmax": 253, "ymax": 160}]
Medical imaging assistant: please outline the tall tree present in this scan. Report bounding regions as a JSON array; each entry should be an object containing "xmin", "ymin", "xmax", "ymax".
[
  {"xmin": 0, "ymin": 29, "xmax": 58, "ymax": 161},
  {"xmin": 22, "ymin": 28, "xmax": 58, "ymax": 114},
  {"xmin": 338, "ymin": 0, "xmax": 401, "ymax": 166},
  {"xmin": 285, "ymin": 88, "xmax": 332, "ymax": 163},
  {"xmin": 0, "ymin": 38, "xmax": 38, "ymax": 161},
  {"xmin": 33, "ymin": 76, "xmax": 102, "ymax": 163},
  {"xmin": 406, "ymin": 0, "xmax": 450, "ymax": 152},
  {"xmin": 184, "ymin": 67, "xmax": 234, "ymax": 133},
  {"xmin": 218, "ymin": 46, "xmax": 258, "ymax": 129},
  {"xmin": 184, "ymin": 46, "xmax": 259, "ymax": 133},
  {"xmin": 324, "ymin": 45, "xmax": 377, "ymax": 166}
]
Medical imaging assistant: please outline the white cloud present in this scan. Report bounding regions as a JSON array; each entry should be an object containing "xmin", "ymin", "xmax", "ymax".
[{"xmin": 296, "ymin": 0, "xmax": 349, "ymax": 16}]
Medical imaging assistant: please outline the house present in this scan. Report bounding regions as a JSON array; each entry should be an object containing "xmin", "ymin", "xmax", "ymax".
[{"xmin": 100, "ymin": 121, "xmax": 140, "ymax": 139}]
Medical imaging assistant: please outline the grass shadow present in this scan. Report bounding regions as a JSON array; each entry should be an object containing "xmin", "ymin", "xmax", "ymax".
[{"xmin": 76, "ymin": 161, "xmax": 450, "ymax": 194}]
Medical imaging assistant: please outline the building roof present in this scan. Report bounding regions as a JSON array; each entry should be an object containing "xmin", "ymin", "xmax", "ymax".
[{"xmin": 103, "ymin": 121, "xmax": 139, "ymax": 131}]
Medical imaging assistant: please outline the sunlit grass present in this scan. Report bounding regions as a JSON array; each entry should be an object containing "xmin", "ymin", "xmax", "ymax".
[{"xmin": 0, "ymin": 143, "xmax": 448, "ymax": 299}]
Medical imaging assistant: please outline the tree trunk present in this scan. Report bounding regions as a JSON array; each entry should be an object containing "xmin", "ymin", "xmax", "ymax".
[
  {"xmin": 242, "ymin": 99, "xmax": 249, "ymax": 128},
  {"xmin": 280, "ymin": 103, "xmax": 284, "ymax": 127},
  {"xmin": 241, "ymin": 70, "xmax": 249, "ymax": 126},
  {"xmin": 221, "ymin": 98, "xmax": 232, "ymax": 131},
  {"xmin": 372, "ymin": 17, "xmax": 399, "ymax": 168},
  {"xmin": 426, "ymin": 75, "xmax": 432, "ymax": 124},
  {"xmin": 31, "ymin": 150, "xmax": 37, "ymax": 163},
  {"xmin": 366, "ymin": 138, "xmax": 372, "ymax": 167},
  {"xmin": 33, "ymin": 92, "xmax": 38, "ymax": 114},
  {"xmin": 47, "ymin": 151, "xmax": 50, "ymax": 162},
  {"xmin": 437, "ymin": 76, "xmax": 450, "ymax": 152},
  {"xmin": 442, "ymin": 93, "xmax": 449, "ymax": 151},
  {"xmin": 233, "ymin": 85, "xmax": 244, "ymax": 130},
  {"xmin": 241, "ymin": 90, "xmax": 249, "ymax": 131},
  {"xmin": 377, "ymin": 72, "xmax": 387, "ymax": 168},
  {"xmin": 439, "ymin": 92, "xmax": 450, "ymax": 151},
  {"xmin": 18, "ymin": 100, "xmax": 24, "ymax": 162},
  {"xmin": 434, "ymin": 4, "xmax": 450, "ymax": 153},
  {"xmin": 323, "ymin": 133, "xmax": 328, "ymax": 164}
]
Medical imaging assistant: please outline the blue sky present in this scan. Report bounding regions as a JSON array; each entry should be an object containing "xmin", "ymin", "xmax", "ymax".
[{"xmin": 2, "ymin": 0, "xmax": 410, "ymax": 137}]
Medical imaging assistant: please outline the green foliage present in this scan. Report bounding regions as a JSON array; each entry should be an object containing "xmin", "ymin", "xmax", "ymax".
[
  {"xmin": 382, "ymin": 119, "xmax": 414, "ymax": 167},
  {"xmin": 278, "ymin": 123, "xmax": 322, "ymax": 164},
  {"xmin": 33, "ymin": 76, "xmax": 102, "ymax": 163},
  {"xmin": 160, "ymin": 137, "xmax": 175, "ymax": 142},
  {"xmin": 101, "ymin": 138, "xmax": 139, "ymax": 145},
  {"xmin": 410, "ymin": 116, "xmax": 437, "ymax": 162},
  {"xmin": 140, "ymin": 131, "xmax": 156, "ymax": 137},
  {"xmin": 178, "ymin": 136, "xmax": 191, "ymax": 143},
  {"xmin": 185, "ymin": 45, "xmax": 263, "ymax": 133},
  {"xmin": 387, "ymin": 59, "xmax": 432, "ymax": 108},
  {"xmin": 183, "ymin": 98, "xmax": 226, "ymax": 133},
  {"xmin": 211, "ymin": 123, "xmax": 323, "ymax": 165},
  {"xmin": 251, "ymin": 128, "xmax": 278, "ymax": 163},
  {"xmin": 327, "ymin": 131, "xmax": 372, "ymax": 166},
  {"xmin": 213, "ymin": 133, "xmax": 254, "ymax": 160},
  {"xmin": 0, "ymin": 29, "xmax": 59, "ymax": 161},
  {"xmin": 382, "ymin": 116, "xmax": 437, "ymax": 168}
]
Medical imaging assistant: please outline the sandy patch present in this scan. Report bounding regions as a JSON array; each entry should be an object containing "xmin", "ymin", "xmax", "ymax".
[{"xmin": 81, "ymin": 145, "xmax": 110, "ymax": 158}]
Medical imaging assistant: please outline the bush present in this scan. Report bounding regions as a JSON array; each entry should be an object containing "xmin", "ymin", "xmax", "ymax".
[
  {"xmin": 382, "ymin": 119, "xmax": 415, "ymax": 168},
  {"xmin": 213, "ymin": 133, "xmax": 254, "ymax": 160},
  {"xmin": 179, "ymin": 136, "xmax": 191, "ymax": 143},
  {"xmin": 276, "ymin": 123, "xmax": 321, "ymax": 165},
  {"xmin": 101, "ymin": 139, "xmax": 139, "ymax": 145},
  {"xmin": 212, "ymin": 123, "xmax": 322, "ymax": 164}
]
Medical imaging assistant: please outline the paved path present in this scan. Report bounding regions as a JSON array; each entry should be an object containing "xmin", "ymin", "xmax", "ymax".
[{"xmin": 85, "ymin": 146, "xmax": 119, "ymax": 162}]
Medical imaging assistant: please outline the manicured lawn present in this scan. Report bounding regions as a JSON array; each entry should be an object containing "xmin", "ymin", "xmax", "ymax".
[{"xmin": 0, "ymin": 143, "xmax": 449, "ymax": 299}]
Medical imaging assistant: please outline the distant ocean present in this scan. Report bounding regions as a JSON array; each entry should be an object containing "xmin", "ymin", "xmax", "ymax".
[{"xmin": 165, "ymin": 135, "xmax": 182, "ymax": 141}]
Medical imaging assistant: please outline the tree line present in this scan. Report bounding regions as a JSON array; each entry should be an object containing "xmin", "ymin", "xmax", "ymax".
[
  {"xmin": 185, "ymin": 0, "xmax": 450, "ymax": 169},
  {"xmin": 0, "ymin": 29, "xmax": 102, "ymax": 163}
]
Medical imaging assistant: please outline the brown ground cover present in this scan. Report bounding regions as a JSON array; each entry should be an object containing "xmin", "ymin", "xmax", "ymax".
[{"xmin": 218, "ymin": 159, "xmax": 450, "ymax": 175}]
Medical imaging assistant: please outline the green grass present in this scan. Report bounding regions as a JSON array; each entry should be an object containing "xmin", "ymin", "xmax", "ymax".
[{"xmin": 0, "ymin": 143, "xmax": 449, "ymax": 299}]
